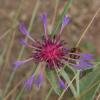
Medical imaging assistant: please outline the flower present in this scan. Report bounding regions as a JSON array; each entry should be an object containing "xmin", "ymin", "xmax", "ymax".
[
  {"xmin": 65, "ymin": 47, "xmax": 93, "ymax": 70},
  {"xmin": 14, "ymin": 13, "xmax": 70, "ymax": 89},
  {"xmin": 15, "ymin": 13, "xmax": 69, "ymax": 69},
  {"xmin": 14, "ymin": 13, "xmax": 93, "ymax": 90}
]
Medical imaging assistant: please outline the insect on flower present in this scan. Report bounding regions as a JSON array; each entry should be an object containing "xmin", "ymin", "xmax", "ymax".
[
  {"xmin": 14, "ymin": 13, "xmax": 70, "ymax": 89},
  {"xmin": 65, "ymin": 47, "xmax": 93, "ymax": 70}
]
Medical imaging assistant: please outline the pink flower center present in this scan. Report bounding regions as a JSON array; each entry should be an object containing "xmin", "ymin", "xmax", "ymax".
[{"xmin": 41, "ymin": 42, "xmax": 62, "ymax": 60}]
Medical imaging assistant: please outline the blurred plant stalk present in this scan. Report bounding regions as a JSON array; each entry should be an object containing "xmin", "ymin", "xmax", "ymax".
[{"xmin": 3, "ymin": 0, "xmax": 41, "ymax": 98}]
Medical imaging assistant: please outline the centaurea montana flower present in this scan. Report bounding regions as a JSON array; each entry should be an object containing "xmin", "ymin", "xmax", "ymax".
[
  {"xmin": 14, "ymin": 13, "xmax": 93, "ymax": 90},
  {"xmin": 14, "ymin": 13, "xmax": 70, "ymax": 89}
]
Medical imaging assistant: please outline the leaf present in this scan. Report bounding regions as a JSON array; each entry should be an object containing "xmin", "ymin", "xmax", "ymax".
[
  {"xmin": 46, "ymin": 69, "xmax": 62, "ymax": 96},
  {"xmin": 77, "ymin": 66, "xmax": 100, "ymax": 100},
  {"xmin": 60, "ymin": 69, "xmax": 77, "ymax": 97}
]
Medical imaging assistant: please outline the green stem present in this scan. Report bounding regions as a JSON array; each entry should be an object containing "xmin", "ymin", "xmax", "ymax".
[
  {"xmin": 58, "ymin": 74, "xmax": 77, "ymax": 100},
  {"xmin": 16, "ymin": 87, "xmax": 24, "ymax": 100},
  {"xmin": 66, "ymin": 63, "xmax": 76, "ymax": 74},
  {"xmin": 76, "ymin": 70, "xmax": 80, "ymax": 96},
  {"xmin": 52, "ymin": 0, "xmax": 73, "ymax": 35},
  {"xmin": 45, "ymin": 88, "xmax": 53, "ymax": 100},
  {"xmin": 60, "ymin": 69, "xmax": 77, "ymax": 97},
  {"xmin": 3, "ymin": 0, "xmax": 24, "ymax": 96}
]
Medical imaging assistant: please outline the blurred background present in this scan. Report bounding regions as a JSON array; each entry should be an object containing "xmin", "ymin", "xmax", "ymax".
[{"xmin": 0, "ymin": 0, "xmax": 100, "ymax": 100}]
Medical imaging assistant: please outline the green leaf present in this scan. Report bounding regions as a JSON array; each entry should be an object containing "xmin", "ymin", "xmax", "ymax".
[
  {"xmin": 77, "ymin": 66, "xmax": 100, "ymax": 100},
  {"xmin": 46, "ymin": 69, "xmax": 62, "ymax": 96},
  {"xmin": 60, "ymin": 69, "xmax": 77, "ymax": 97}
]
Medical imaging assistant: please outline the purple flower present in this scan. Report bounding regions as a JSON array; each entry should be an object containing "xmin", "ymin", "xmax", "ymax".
[
  {"xmin": 14, "ymin": 14, "xmax": 70, "ymax": 89},
  {"xmin": 14, "ymin": 13, "xmax": 93, "ymax": 90},
  {"xmin": 16, "ymin": 14, "xmax": 69, "ymax": 69}
]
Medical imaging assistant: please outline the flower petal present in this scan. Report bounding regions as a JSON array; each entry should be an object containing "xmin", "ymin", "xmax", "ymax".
[
  {"xmin": 80, "ymin": 53, "xmax": 93, "ymax": 60},
  {"xmin": 74, "ymin": 60, "xmax": 93, "ymax": 70},
  {"xmin": 35, "ymin": 72, "xmax": 43, "ymax": 88},
  {"xmin": 39, "ymin": 13, "xmax": 47, "ymax": 29},
  {"xmin": 19, "ymin": 23, "xmax": 36, "ymax": 42},
  {"xmin": 13, "ymin": 58, "xmax": 33, "ymax": 69},
  {"xmin": 57, "ymin": 16, "xmax": 70, "ymax": 38},
  {"xmin": 61, "ymin": 16, "xmax": 70, "ymax": 30},
  {"xmin": 19, "ymin": 38, "xmax": 28, "ymax": 47},
  {"xmin": 23, "ymin": 74, "xmax": 34, "ymax": 90},
  {"xmin": 19, "ymin": 22, "xmax": 29, "ymax": 35},
  {"xmin": 58, "ymin": 78, "xmax": 65, "ymax": 88},
  {"xmin": 39, "ymin": 13, "xmax": 48, "ymax": 38},
  {"xmin": 13, "ymin": 61, "xmax": 25, "ymax": 69}
]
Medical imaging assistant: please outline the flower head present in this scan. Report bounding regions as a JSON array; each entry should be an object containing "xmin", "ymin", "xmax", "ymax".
[
  {"xmin": 14, "ymin": 13, "xmax": 70, "ymax": 89},
  {"xmin": 15, "ymin": 13, "xmax": 69, "ymax": 70},
  {"xmin": 14, "ymin": 13, "xmax": 93, "ymax": 90}
]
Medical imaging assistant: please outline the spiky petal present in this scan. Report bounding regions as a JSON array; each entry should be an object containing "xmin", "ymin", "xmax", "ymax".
[
  {"xmin": 35, "ymin": 72, "xmax": 43, "ymax": 88},
  {"xmin": 19, "ymin": 38, "xmax": 28, "ymax": 47},
  {"xmin": 58, "ymin": 78, "xmax": 65, "ymax": 88},
  {"xmin": 80, "ymin": 53, "xmax": 93, "ymax": 60},
  {"xmin": 39, "ymin": 13, "xmax": 48, "ymax": 39},
  {"xmin": 57, "ymin": 16, "xmax": 70, "ymax": 39},
  {"xmin": 74, "ymin": 59, "xmax": 93, "ymax": 70},
  {"xmin": 19, "ymin": 22, "xmax": 29, "ymax": 35},
  {"xmin": 19, "ymin": 23, "xmax": 36, "ymax": 42},
  {"xmin": 23, "ymin": 74, "xmax": 34, "ymax": 90},
  {"xmin": 14, "ymin": 58, "xmax": 33, "ymax": 69},
  {"xmin": 61, "ymin": 16, "xmax": 70, "ymax": 31}
]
